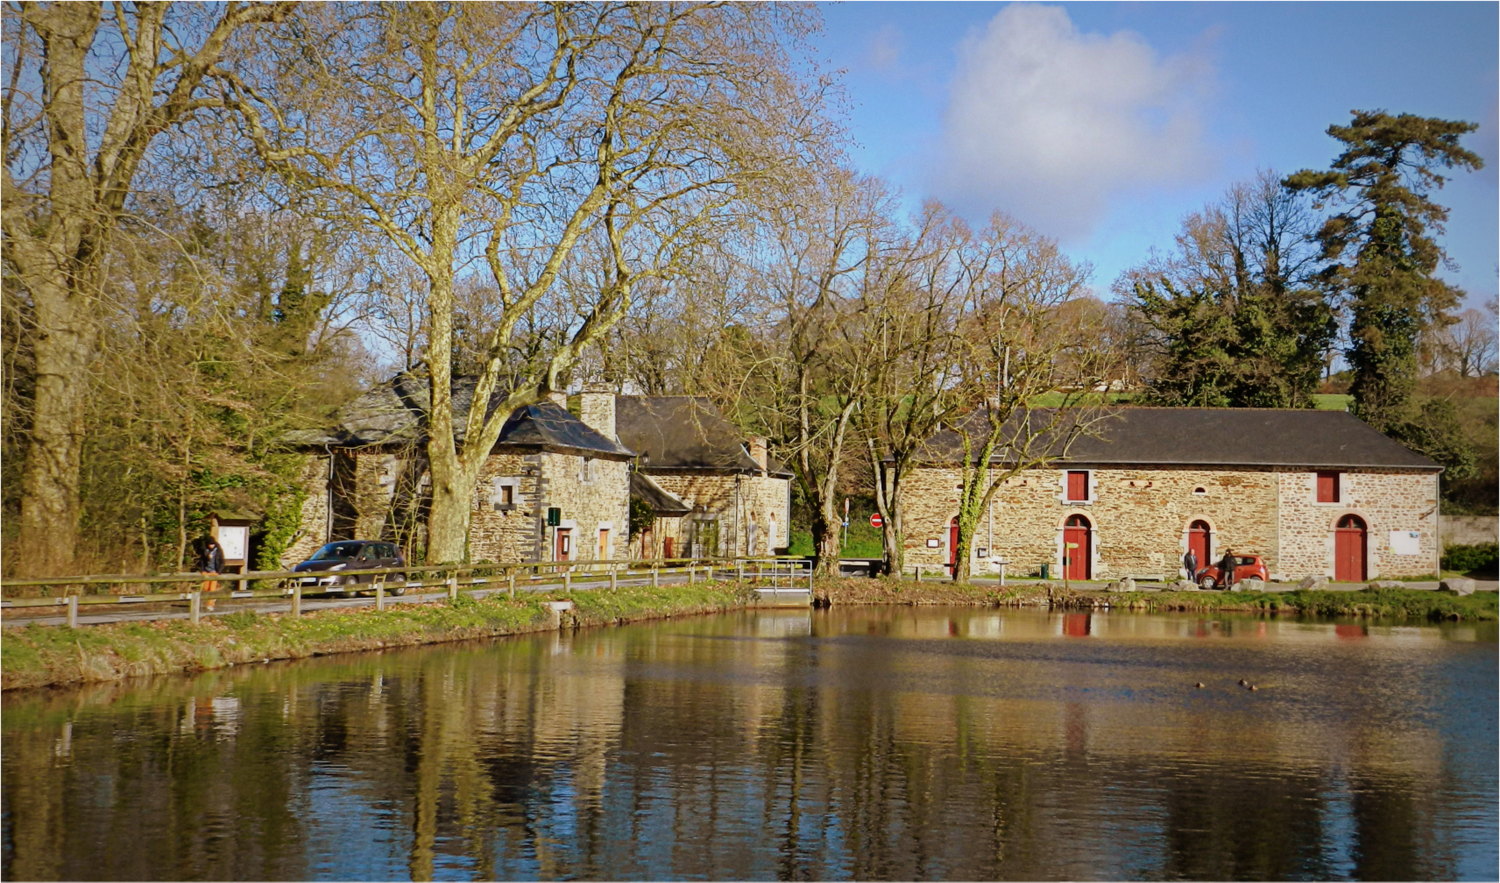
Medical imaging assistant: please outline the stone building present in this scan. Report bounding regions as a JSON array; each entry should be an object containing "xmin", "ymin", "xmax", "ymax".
[
  {"xmin": 283, "ymin": 374, "xmax": 633, "ymax": 566},
  {"xmin": 612, "ymin": 396, "xmax": 793, "ymax": 559},
  {"xmin": 899, "ymin": 408, "xmax": 1442, "ymax": 583}
]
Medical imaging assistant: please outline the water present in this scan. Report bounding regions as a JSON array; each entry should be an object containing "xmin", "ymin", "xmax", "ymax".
[{"xmin": 3, "ymin": 608, "xmax": 1496, "ymax": 881}]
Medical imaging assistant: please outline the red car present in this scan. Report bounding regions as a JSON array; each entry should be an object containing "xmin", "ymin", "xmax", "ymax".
[{"xmin": 1196, "ymin": 554, "xmax": 1269, "ymax": 590}]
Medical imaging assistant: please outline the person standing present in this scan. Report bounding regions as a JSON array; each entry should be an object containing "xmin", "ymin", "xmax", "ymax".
[
  {"xmin": 1217, "ymin": 548, "xmax": 1237, "ymax": 591},
  {"xmin": 1183, "ymin": 548, "xmax": 1198, "ymax": 582},
  {"xmin": 194, "ymin": 538, "xmax": 224, "ymax": 611}
]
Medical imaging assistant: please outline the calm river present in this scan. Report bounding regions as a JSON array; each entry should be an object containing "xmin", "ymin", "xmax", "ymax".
[{"xmin": 3, "ymin": 607, "xmax": 1496, "ymax": 881}]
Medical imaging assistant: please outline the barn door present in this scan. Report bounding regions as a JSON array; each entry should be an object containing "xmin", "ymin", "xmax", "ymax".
[
  {"xmin": 1334, "ymin": 515, "xmax": 1367, "ymax": 582},
  {"xmin": 1063, "ymin": 515, "xmax": 1091, "ymax": 581},
  {"xmin": 1188, "ymin": 520, "xmax": 1211, "ymax": 569}
]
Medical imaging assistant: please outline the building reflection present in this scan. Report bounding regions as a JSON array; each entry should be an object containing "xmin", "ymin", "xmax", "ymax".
[{"xmin": 1, "ymin": 609, "xmax": 1493, "ymax": 881}]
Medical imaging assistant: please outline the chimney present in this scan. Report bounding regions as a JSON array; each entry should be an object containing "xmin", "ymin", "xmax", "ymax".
[
  {"xmin": 748, "ymin": 436, "xmax": 768, "ymax": 471},
  {"xmin": 579, "ymin": 391, "xmax": 617, "ymax": 441}
]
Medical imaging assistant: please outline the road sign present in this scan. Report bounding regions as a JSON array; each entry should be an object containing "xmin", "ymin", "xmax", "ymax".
[{"xmin": 870, "ymin": 513, "xmax": 885, "ymax": 528}]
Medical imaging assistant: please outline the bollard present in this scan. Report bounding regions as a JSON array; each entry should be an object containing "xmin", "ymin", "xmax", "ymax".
[
  {"xmin": 291, "ymin": 584, "xmax": 303, "ymax": 617},
  {"xmin": 191, "ymin": 591, "xmax": 202, "ymax": 624},
  {"xmin": 66, "ymin": 594, "xmax": 79, "ymax": 628}
]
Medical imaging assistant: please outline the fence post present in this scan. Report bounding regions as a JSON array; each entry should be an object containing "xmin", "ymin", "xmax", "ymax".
[
  {"xmin": 375, "ymin": 579, "xmax": 386, "ymax": 611},
  {"xmin": 66, "ymin": 594, "xmax": 78, "ymax": 628},
  {"xmin": 688, "ymin": 565, "xmax": 695, "ymax": 585},
  {"xmin": 564, "ymin": 571, "xmax": 572, "ymax": 594},
  {"xmin": 291, "ymin": 584, "xmax": 302, "ymax": 617},
  {"xmin": 508, "ymin": 571, "xmax": 516, "ymax": 599},
  {"xmin": 808, "ymin": 561, "xmax": 814, "ymax": 592},
  {"xmin": 190, "ymin": 591, "xmax": 202, "ymax": 624},
  {"xmin": 610, "ymin": 563, "xmax": 618, "ymax": 592},
  {"xmin": 737, "ymin": 561, "xmax": 744, "ymax": 581},
  {"xmin": 447, "ymin": 574, "xmax": 458, "ymax": 601},
  {"xmin": 652, "ymin": 566, "xmax": 659, "ymax": 589}
]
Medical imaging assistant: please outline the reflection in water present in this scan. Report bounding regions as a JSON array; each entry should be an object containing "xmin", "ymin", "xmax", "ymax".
[{"xmin": 2, "ymin": 609, "xmax": 1495, "ymax": 881}]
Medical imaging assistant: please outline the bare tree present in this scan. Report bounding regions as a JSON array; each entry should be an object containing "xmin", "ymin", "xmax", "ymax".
[
  {"xmin": 221, "ymin": 3, "xmax": 831, "ymax": 562},
  {"xmin": 2, "ymin": 2, "xmax": 290, "ymax": 575},
  {"xmin": 942, "ymin": 214, "xmax": 1104, "ymax": 582}
]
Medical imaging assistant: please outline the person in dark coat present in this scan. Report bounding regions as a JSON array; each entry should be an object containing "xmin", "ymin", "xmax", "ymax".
[
  {"xmin": 1217, "ymin": 548, "xmax": 1236, "ymax": 591},
  {"xmin": 1183, "ymin": 549, "xmax": 1198, "ymax": 582},
  {"xmin": 193, "ymin": 538, "xmax": 225, "ymax": 611}
]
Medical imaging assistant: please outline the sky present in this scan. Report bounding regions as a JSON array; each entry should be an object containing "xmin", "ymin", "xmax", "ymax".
[{"xmin": 812, "ymin": 1, "xmax": 1499, "ymax": 309}]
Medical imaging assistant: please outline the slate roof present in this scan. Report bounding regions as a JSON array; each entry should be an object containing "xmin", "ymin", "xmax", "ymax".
[
  {"xmin": 615, "ymin": 396, "xmax": 791, "ymax": 476},
  {"xmin": 920, "ymin": 407, "xmax": 1441, "ymax": 471},
  {"xmin": 630, "ymin": 472, "xmax": 693, "ymax": 516},
  {"xmin": 284, "ymin": 373, "xmax": 633, "ymax": 459}
]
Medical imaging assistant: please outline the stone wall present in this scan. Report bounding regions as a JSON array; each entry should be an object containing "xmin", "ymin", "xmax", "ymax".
[
  {"xmin": 284, "ymin": 455, "xmax": 332, "ymax": 566},
  {"xmin": 469, "ymin": 453, "xmax": 544, "ymax": 563},
  {"xmin": 645, "ymin": 472, "xmax": 790, "ymax": 556},
  {"xmin": 902, "ymin": 465, "xmax": 1267, "ymax": 579},
  {"xmin": 535, "ymin": 452, "xmax": 632, "ymax": 562},
  {"xmin": 1441, "ymin": 515, "xmax": 1499, "ymax": 547},
  {"xmin": 1277, "ymin": 469, "xmax": 1440, "ymax": 578}
]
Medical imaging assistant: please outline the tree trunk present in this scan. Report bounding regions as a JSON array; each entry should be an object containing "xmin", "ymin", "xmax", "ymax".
[{"xmin": 16, "ymin": 278, "xmax": 95, "ymax": 576}]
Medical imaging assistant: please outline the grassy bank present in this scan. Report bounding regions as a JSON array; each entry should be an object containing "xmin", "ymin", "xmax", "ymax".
[
  {"xmin": 814, "ymin": 577, "xmax": 1500, "ymax": 621},
  {"xmin": 2, "ymin": 581, "xmax": 757, "ymax": 692}
]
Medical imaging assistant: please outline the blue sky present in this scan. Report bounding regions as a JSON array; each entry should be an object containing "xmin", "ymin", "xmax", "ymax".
[{"xmin": 813, "ymin": 2, "xmax": 1499, "ymax": 309}]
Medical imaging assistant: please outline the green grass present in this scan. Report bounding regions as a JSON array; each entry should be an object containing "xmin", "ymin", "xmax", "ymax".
[
  {"xmin": 1312, "ymin": 394, "xmax": 1352, "ymax": 411},
  {"xmin": 1, "ymin": 581, "xmax": 758, "ymax": 691}
]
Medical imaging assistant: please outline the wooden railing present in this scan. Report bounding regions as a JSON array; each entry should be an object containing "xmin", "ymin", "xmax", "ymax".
[{"xmin": 0, "ymin": 557, "xmax": 816, "ymax": 627}]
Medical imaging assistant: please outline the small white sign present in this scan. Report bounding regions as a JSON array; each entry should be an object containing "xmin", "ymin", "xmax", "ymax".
[
  {"xmin": 217, "ymin": 524, "xmax": 249, "ymax": 562},
  {"xmin": 1389, "ymin": 530, "xmax": 1421, "ymax": 556}
]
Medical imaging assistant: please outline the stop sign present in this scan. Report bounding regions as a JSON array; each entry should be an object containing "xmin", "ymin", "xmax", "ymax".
[{"xmin": 870, "ymin": 513, "xmax": 884, "ymax": 528}]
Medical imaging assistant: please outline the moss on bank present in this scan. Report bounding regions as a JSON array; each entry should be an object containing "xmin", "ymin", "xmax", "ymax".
[
  {"xmin": 2, "ymin": 581, "xmax": 756, "ymax": 692},
  {"xmin": 814, "ymin": 577, "xmax": 1499, "ymax": 621}
]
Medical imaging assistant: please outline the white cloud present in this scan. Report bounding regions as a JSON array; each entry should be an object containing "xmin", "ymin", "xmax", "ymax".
[
  {"xmin": 865, "ymin": 23, "xmax": 904, "ymax": 72},
  {"xmin": 932, "ymin": 4, "xmax": 1218, "ymax": 241}
]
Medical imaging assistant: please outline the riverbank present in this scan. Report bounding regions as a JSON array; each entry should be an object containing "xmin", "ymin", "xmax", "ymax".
[
  {"xmin": 814, "ymin": 576, "xmax": 1500, "ymax": 620},
  {"xmin": 1, "ymin": 581, "xmax": 758, "ymax": 692},
  {"xmin": 6, "ymin": 577, "xmax": 1495, "ymax": 691}
]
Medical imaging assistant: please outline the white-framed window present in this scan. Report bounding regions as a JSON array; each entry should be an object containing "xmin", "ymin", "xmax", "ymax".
[
  {"xmin": 490, "ymin": 477, "xmax": 519, "ymax": 510},
  {"xmin": 579, "ymin": 457, "xmax": 594, "ymax": 483}
]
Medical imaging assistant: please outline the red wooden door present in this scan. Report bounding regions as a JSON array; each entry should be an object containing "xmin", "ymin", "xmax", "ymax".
[
  {"xmin": 555, "ymin": 528, "xmax": 572, "ymax": 562},
  {"xmin": 948, "ymin": 518, "xmax": 960, "ymax": 576},
  {"xmin": 1334, "ymin": 515, "xmax": 1366, "ymax": 582},
  {"xmin": 1188, "ymin": 520, "xmax": 1211, "ymax": 569},
  {"xmin": 1063, "ymin": 515, "xmax": 1091, "ymax": 580}
]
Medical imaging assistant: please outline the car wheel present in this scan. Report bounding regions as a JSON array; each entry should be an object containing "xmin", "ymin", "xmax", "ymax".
[
  {"xmin": 1198, "ymin": 574, "xmax": 1217, "ymax": 590},
  {"xmin": 389, "ymin": 583, "xmax": 406, "ymax": 597}
]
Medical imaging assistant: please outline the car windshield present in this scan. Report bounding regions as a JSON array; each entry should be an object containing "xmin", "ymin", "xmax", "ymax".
[{"xmin": 310, "ymin": 542, "xmax": 363, "ymax": 561}]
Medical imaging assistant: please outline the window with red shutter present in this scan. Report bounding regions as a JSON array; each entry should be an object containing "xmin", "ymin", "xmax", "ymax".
[
  {"xmin": 1066, "ymin": 470, "xmax": 1089, "ymax": 502},
  {"xmin": 1316, "ymin": 471, "xmax": 1339, "ymax": 503}
]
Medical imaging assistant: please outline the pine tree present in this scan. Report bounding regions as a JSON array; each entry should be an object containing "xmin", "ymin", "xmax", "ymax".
[{"xmin": 1285, "ymin": 111, "xmax": 1483, "ymax": 433}]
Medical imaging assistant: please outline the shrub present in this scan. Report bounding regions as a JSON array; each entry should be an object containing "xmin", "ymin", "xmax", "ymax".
[{"xmin": 1441, "ymin": 542, "xmax": 1498, "ymax": 575}]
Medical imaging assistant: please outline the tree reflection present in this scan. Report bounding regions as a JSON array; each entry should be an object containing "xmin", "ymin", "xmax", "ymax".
[{"xmin": 2, "ymin": 609, "xmax": 1494, "ymax": 881}]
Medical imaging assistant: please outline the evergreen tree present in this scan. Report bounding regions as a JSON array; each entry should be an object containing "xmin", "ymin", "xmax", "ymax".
[
  {"xmin": 1284, "ymin": 111, "xmax": 1483, "ymax": 433},
  {"xmin": 1122, "ymin": 173, "xmax": 1334, "ymax": 408}
]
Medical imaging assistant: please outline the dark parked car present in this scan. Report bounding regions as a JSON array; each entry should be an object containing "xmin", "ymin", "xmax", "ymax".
[
  {"xmin": 292, "ymin": 541, "xmax": 406, "ymax": 595},
  {"xmin": 1196, "ymin": 554, "xmax": 1269, "ymax": 590}
]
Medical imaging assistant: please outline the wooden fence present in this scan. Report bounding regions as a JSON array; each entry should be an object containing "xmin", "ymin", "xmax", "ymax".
[{"xmin": 0, "ymin": 557, "xmax": 816, "ymax": 628}]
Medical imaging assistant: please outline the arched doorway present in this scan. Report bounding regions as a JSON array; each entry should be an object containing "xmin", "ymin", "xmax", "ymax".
[
  {"xmin": 1188, "ymin": 520, "xmax": 1212, "ymax": 571},
  {"xmin": 948, "ymin": 517, "xmax": 960, "ymax": 576},
  {"xmin": 1335, "ymin": 514, "xmax": 1367, "ymax": 582},
  {"xmin": 1063, "ymin": 514, "xmax": 1091, "ymax": 581}
]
